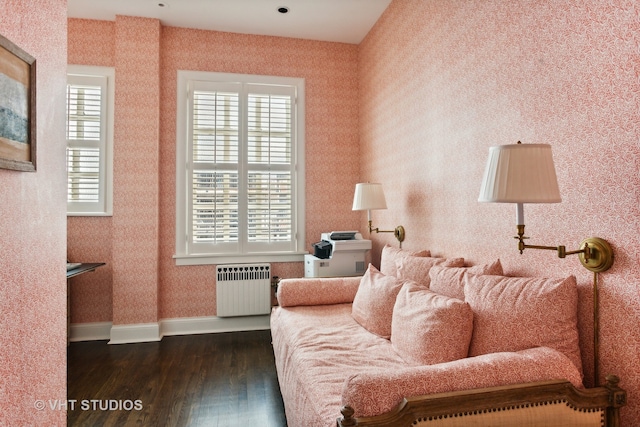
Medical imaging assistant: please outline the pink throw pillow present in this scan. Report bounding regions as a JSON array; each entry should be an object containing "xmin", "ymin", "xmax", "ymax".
[
  {"xmin": 352, "ymin": 264, "xmax": 405, "ymax": 338},
  {"xmin": 464, "ymin": 274, "xmax": 582, "ymax": 374},
  {"xmin": 395, "ymin": 256, "xmax": 465, "ymax": 287},
  {"xmin": 379, "ymin": 245, "xmax": 431, "ymax": 277},
  {"xmin": 429, "ymin": 259, "xmax": 503, "ymax": 300},
  {"xmin": 391, "ymin": 282, "xmax": 473, "ymax": 366}
]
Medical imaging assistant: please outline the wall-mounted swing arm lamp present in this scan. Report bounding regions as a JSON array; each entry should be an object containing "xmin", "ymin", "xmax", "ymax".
[
  {"xmin": 352, "ymin": 183, "xmax": 405, "ymax": 244},
  {"xmin": 478, "ymin": 141, "xmax": 614, "ymax": 272},
  {"xmin": 478, "ymin": 141, "xmax": 614, "ymax": 386}
]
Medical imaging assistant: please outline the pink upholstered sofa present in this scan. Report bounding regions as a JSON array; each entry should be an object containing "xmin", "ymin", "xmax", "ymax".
[{"xmin": 270, "ymin": 246, "xmax": 625, "ymax": 426}]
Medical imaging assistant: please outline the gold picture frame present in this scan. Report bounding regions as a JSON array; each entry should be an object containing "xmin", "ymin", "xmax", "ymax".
[{"xmin": 0, "ymin": 33, "xmax": 36, "ymax": 172}]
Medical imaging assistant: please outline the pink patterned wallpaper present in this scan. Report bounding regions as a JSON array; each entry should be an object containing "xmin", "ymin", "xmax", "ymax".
[
  {"xmin": 111, "ymin": 16, "xmax": 161, "ymax": 325},
  {"xmin": 67, "ymin": 19, "xmax": 114, "ymax": 323},
  {"xmin": 67, "ymin": 19, "xmax": 361, "ymax": 321},
  {"xmin": 359, "ymin": 0, "xmax": 640, "ymax": 424},
  {"xmin": 0, "ymin": 0, "xmax": 67, "ymax": 425}
]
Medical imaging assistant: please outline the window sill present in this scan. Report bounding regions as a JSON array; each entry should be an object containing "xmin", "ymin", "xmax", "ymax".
[{"xmin": 173, "ymin": 252, "xmax": 307, "ymax": 266}]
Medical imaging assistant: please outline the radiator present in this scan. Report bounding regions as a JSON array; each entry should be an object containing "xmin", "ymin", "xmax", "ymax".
[{"xmin": 216, "ymin": 263, "xmax": 271, "ymax": 317}]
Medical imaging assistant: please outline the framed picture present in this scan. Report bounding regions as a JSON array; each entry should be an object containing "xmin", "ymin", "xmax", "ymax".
[{"xmin": 0, "ymin": 33, "xmax": 36, "ymax": 172}]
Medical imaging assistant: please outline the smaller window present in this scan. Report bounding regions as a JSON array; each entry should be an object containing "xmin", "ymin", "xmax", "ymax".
[{"xmin": 66, "ymin": 65, "xmax": 114, "ymax": 216}]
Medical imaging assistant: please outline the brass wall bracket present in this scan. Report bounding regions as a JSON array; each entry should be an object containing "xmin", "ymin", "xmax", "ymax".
[{"xmin": 579, "ymin": 237, "xmax": 614, "ymax": 273}]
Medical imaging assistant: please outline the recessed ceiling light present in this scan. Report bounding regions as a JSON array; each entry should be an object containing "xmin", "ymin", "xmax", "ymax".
[{"xmin": 277, "ymin": 6, "xmax": 289, "ymax": 14}]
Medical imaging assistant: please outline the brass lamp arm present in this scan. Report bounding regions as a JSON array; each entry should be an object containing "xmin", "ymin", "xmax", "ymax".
[
  {"xmin": 518, "ymin": 242, "xmax": 590, "ymax": 258},
  {"xmin": 516, "ymin": 224, "xmax": 591, "ymax": 259},
  {"xmin": 367, "ymin": 220, "xmax": 406, "ymax": 243},
  {"xmin": 515, "ymin": 224, "xmax": 613, "ymax": 273}
]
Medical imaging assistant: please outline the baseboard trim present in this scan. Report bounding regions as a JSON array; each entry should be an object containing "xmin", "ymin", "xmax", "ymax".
[
  {"xmin": 109, "ymin": 323, "xmax": 161, "ymax": 344},
  {"xmin": 160, "ymin": 315, "xmax": 270, "ymax": 337},
  {"xmin": 69, "ymin": 321, "xmax": 112, "ymax": 342},
  {"xmin": 70, "ymin": 315, "xmax": 271, "ymax": 344}
]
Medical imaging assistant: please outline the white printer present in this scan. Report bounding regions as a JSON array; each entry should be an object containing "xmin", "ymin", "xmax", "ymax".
[{"xmin": 304, "ymin": 231, "xmax": 371, "ymax": 277}]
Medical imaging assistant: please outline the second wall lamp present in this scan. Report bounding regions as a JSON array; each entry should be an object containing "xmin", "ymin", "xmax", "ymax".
[
  {"xmin": 352, "ymin": 183, "xmax": 405, "ymax": 244},
  {"xmin": 478, "ymin": 141, "xmax": 613, "ymax": 272}
]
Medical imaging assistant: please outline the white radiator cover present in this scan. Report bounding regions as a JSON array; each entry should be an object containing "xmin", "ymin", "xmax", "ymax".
[{"xmin": 216, "ymin": 263, "xmax": 271, "ymax": 317}]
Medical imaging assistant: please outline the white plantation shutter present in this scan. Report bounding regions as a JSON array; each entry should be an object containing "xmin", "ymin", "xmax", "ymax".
[
  {"xmin": 178, "ymin": 72, "xmax": 304, "ymax": 261},
  {"xmin": 66, "ymin": 68, "xmax": 113, "ymax": 215},
  {"xmin": 191, "ymin": 88, "xmax": 240, "ymax": 247},
  {"xmin": 247, "ymin": 171, "xmax": 292, "ymax": 243},
  {"xmin": 247, "ymin": 92, "xmax": 291, "ymax": 165},
  {"xmin": 67, "ymin": 147, "xmax": 100, "ymax": 201},
  {"xmin": 246, "ymin": 89, "xmax": 293, "ymax": 246}
]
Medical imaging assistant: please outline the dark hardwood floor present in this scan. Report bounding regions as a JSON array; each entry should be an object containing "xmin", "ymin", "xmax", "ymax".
[{"xmin": 67, "ymin": 330, "xmax": 287, "ymax": 426}]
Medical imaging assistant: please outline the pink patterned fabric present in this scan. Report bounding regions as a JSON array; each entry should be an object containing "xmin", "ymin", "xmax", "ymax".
[
  {"xmin": 342, "ymin": 347, "xmax": 584, "ymax": 418},
  {"xmin": 429, "ymin": 259, "xmax": 504, "ymax": 300},
  {"xmin": 271, "ymin": 304, "xmax": 408, "ymax": 427},
  {"xmin": 276, "ymin": 276, "xmax": 361, "ymax": 307},
  {"xmin": 271, "ymin": 302, "xmax": 583, "ymax": 426},
  {"xmin": 391, "ymin": 282, "xmax": 473, "ymax": 365},
  {"xmin": 379, "ymin": 244, "xmax": 431, "ymax": 277},
  {"xmin": 352, "ymin": 265, "xmax": 405, "ymax": 338},
  {"xmin": 464, "ymin": 274, "xmax": 583, "ymax": 376},
  {"xmin": 395, "ymin": 255, "xmax": 465, "ymax": 286}
]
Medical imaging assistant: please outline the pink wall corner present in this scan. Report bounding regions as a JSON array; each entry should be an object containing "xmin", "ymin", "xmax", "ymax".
[
  {"xmin": 359, "ymin": 0, "xmax": 640, "ymax": 424},
  {"xmin": 111, "ymin": 16, "xmax": 161, "ymax": 325},
  {"xmin": 0, "ymin": 0, "xmax": 68, "ymax": 425}
]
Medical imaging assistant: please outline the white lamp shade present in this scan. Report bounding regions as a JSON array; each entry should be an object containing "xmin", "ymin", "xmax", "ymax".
[
  {"xmin": 478, "ymin": 143, "xmax": 562, "ymax": 203},
  {"xmin": 352, "ymin": 183, "xmax": 387, "ymax": 211}
]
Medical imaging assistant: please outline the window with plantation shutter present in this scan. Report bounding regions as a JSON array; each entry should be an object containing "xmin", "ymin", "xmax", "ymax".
[
  {"xmin": 66, "ymin": 66, "xmax": 114, "ymax": 216},
  {"xmin": 175, "ymin": 71, "xmax": 305, "ymax": 264}
]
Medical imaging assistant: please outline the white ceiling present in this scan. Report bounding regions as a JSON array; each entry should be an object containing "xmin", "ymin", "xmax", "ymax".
[{"xmin": 67, "ymin": 0, "xmax": 392, "ymax": 44}]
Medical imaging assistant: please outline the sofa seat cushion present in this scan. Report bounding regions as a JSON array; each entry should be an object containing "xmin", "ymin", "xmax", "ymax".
[
  {"xmin": 271, "ymin": 303, "xmax": 407, "ymax": 427},
  {"xmin": 272, "ymin": 302, "xmax": 584, "ymax": 426}
]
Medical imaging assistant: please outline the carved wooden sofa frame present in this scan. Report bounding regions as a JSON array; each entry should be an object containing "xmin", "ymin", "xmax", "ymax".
[{"xmin": 338, "ymin": 375, "xmax": 626, "ymax": 427}]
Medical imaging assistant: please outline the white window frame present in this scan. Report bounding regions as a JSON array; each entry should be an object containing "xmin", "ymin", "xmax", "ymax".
[
  {"xmin": 66, "ymin": 65, "xmax": 114, "ymax": 216},
  {"xmin": 174, "ymin": 70, "xmax": 306, "ymax": 265}
]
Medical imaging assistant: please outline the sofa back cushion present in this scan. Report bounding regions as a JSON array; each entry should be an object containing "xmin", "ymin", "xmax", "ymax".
[
  {"xmin": 379, "ymin": 245, "xmax": 431, "ymax": 277},
  {"xmin": 429, "ymin": 259, "xmax": 503, "ymax": 300},
  {"xmin": 391, "ymin": 282, "xmax": 473, "ymax": 365},
  {"xmin": 352, "ymin": 264, "xmax": 405, "ymax": 338},
  {"xmin": 395, "ymin": 256, "xmax": 465, "ymax": 287},
  {"xmin": 464, "ymin": 274, "xmax": 582, "ymax": 374}
]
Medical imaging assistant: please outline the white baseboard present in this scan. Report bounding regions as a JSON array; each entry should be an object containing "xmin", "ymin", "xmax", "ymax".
[
  {"xmin": 69, "ymin": 321, "xmax": 112, "ymax": 342},
  {"xmin": 109, "ymin": 322, "xmax": 161, "ymax": 344},
  {"xmin": 160, "ymin": 315, "xmax": 270, "ymax": 337},
  {"xmin": 70, "ymin": 315, "xmax": 270, "ymax": 344}
]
